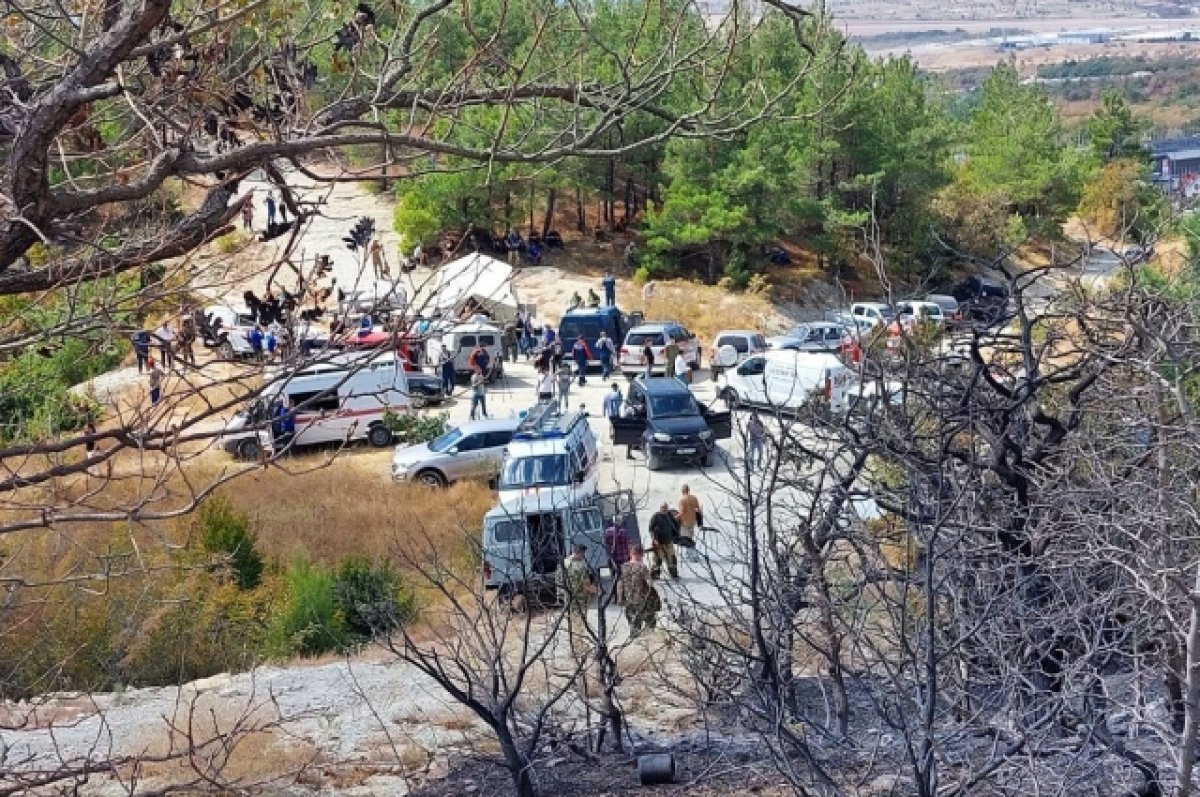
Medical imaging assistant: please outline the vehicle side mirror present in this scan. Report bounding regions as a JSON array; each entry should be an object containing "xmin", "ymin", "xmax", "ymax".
[
  {"xmin": 447, "ymin": 446, "xmax": 459, "ymax": 455},
  {"xmin": 715, "ymin": 344, "xmax": 739, "ymax": 368}
]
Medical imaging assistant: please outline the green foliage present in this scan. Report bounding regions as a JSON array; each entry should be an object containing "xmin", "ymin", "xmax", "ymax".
[
  {"xmin": 332, "ymin": 557, "xmax": 416, "ymax": 639},
  {"xmin": 1086, "ymin": 90, "xmax": 1147, "ymax": 163},
  {"xmin": 0, "ymin": 337, "xmax": 121, "ymax": 442},
  {"xmin": 393, "ymin": 191, "xmax": 443, "ymax": 250},
  {"xmin": 267, "ymin": 557, "xmax": 350, "ymax": 657},
  {"xmin": 197, "ymin": 498, "xmax": 264, "ymax": 590},
  {"xmin": 1077, "ymin": 158, "xmax": 1167, "ymax": 240},
  {"xmin": 214, "ymin": 230, "xmax": 251, "ymax": 254},
  {"xmin": 383, "ymin": 410, "xmax": 449, "ymax": 443}
]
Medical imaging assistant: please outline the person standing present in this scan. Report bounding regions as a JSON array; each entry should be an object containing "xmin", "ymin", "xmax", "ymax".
[
  {"xmin": 560, "ymin": 543, "xmax": 596, "ymax": 658},
  {"xmin": 131, "ymin": 330, "xmax": 151, "ymax": 373},
  {"xmin": 641, "ymin": 338, "xmax": 655, "ymax": 379},
  {"xmin": 153, "ymin": 322, "xmax": 175, "ymax": 370},
  {"xmin": 747, "ymin": 412, "xmax": 766, "ymax": 471},
  {"xmin": 440, "ymin": 350, "xmax": 456, "ymax": 396},
  {"xmin": 603, "ymin": 383, "xmax": 623, "ymax": 419},
  {"xmin": 177, "ymin": 309, "xmax": 197, "ymax": 367},
  {"xmin": 248, "ymin": 324, "xmax": 265, "ymax": 361},
  {"xmin": 602, "ymin": 271, "xmax": 616, "ymax": 306},
  {"xmin": 663, "ymin": 336, "xmax": 679, "ymax": 379},
  {"xmin": 649, "ymin": 503, "xmax": 679, "ymax": 580},
  {"xmin": 469, "ymin": 367, "xmax": 488, "ymax": 420},
  {"xmin": 536, "ymin": 366, "xmax": 555, "ymax": 403},
  {"xmin": 678, "ymin": 485, "xmax": 702, "ymax": 561},
  {"xmin": 595, "ymin": 330, "xmax": 615, "ymax": 379},
  {"xmin": 505, "ymin": 229, "xmax": 521, "ymax": 265},
  {"xmin": 618, "ymin": 546, "xmax": 659, "ymax": 637},
  {"xmin": 603, "ymin": 517, "xmax": 631, "ymax": 571},
  {"xmin": 555, "ymin": 361, "xmax": 573, "ymax": 412},
  {"xmin": 468, "ymin": 342, "xmax": 490, "ymax": 377},
  {"xmin": 623, "ymin": 240, "xmax": 637, "ymax": 271},
  {"xmin": 241, "ymin": 193, "xmax": 254, "ymax": 230},
  {"xmin": 503, "ymin": 321, "xmax": 518, "ymax": 363},
  {"xmin": 675, "ymin": 349, "xmax": 690, "ymax": 384},
  {"xmin": 147, "ymin": 357, "xmax": 164, "ymax": 405},
  {"xmin": 370, "ymin": 239, "xmax": 390, "ymax": 279},
  {"xmin": 571, "ymin": 335, "xmax": 592, "ymax": 386},
  {"xmin": 265, "ymin": 191, "xmax": 277, "ymax": 227}
]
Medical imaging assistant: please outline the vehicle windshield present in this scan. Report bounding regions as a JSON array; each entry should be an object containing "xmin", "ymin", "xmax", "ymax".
[
  {"xmin": 428, "ymin": 427, "xmax": 464, "ymax": 453},
  {"xmin": 500, "ymin": 455, "xmax": 570, "ymax": 488},
  {"xmin": 561, "ymin": 321, "xmax": 599, "ymax": 341},
  {"xmin": 875, "ymin": 306, "xmax": 895, "ymax": 319},
  {"xmin": 648, "ymin": 393, "xmax": 699, "ymax": 418}
]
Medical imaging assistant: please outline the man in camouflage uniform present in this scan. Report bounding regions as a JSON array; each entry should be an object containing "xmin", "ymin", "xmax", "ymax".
[
  {"xmin": 618, "ymin": 545, "xmax": 659, "ymax": 637},
  {"xmin": 560, "ymin": 543, "xmax": 596, "ymax": 659}
]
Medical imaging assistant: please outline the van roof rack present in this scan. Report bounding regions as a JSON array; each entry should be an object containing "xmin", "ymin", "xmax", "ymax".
[{"xmin": 513, "ymin": 402, "xmax": 584, "ymax": 441}]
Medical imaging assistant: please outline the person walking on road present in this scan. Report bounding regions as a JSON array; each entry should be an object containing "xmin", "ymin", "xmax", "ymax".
[
  {"xmin": 641, "ymin": 338, "xmax": 655, "ymax": 379},
  {"xmin": 618, "ymin": 546, "xmax": 659, "ymax": 637},
  {"xmin": 468, "ymin": 342, "xmax": 490, "ymax": 377},
  {"xmin": 675, "ymin": 350, "xmax": 690, "ymax": 384},
  {"xmin": 603, "ymin": 383, "xmax": 623, "ymax": 419},
  {"xmin": 241, "ymin": 193, "xmax": 254, "ymax": 230},
  {"xmin": 440, "ymin": 350, "xmax": 456, "ymax": 396},
  {"xmin": 265, "ymin": 191, "xmax": 277, "ymax": 227},
  {"xmin": 602, "ymin": 271, "xmax": 617, "ymax": 306},
  {"xmin": 470, "ymin": 368, "xmax": 488, "ymax": 420},
  {"xmin": 560, "ymin": 542, "xmax": 596, "ymax": 658},
  {"xmin": 595, "ymin": 330, "xmax": 615, "ymax": 379},
  {"xmin": 571, "ymin": 335, "xmax": 592, "ymax": 386},
  {"xmin": 604, "ymin": 517, "xmax": 631, "ymax": 571},
  {"xmin": 537, "ymin": 366, "xmax": 555, "ymax": 403},
  {"xmin": 131, "ymin": 330, "xmax": 151, "ymax": 373},
  {"xmin": 649, "ymin": 503, "xmax": 679, "ymax": 580},
  {"xmin": 664, "ymin": 336, "xmax": 679, "ymax": 379},
  {"xmin": 503, "ymin": 321, "xmax": 518, "ymax": 363},
  {"xmin": 154, "ymin": 322, "xmax": 175, "ymax": 369},
  {"xmin": 678, "ymin": 485, "xmax": 702, "ymax": 561},
  {"xmin": 147, "ymin": 357, "xmax": 164, "ymax": 405},
  {"xmin": 747, "ymin": 412, "xmax": 766, "ymax": 471},
  {"xmin": 555, "ymin": 361, "xmax": 573, "ymax": 412},
  {"xmin": 177, "ymin": 309, "xmax": 197, "ymax": 367}
]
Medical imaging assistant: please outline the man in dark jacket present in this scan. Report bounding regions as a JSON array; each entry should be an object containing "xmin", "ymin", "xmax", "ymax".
[{"xmin": 649, "ymin": 503, "xmax": 679, "ymax": 580}]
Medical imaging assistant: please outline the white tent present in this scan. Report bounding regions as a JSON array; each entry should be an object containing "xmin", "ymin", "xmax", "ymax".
[{"xmin": 430, "ymin": 253, "xmax": 520, "ymax": 323}]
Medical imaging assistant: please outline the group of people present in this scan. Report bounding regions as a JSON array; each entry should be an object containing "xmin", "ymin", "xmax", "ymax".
[
  {"xmin": 240, "ymin": 189, "xmax": 290, "ymax": 233},
  {"xmin": 131, "ymin": 306, "xmax": 208, "ymax": 406},
  {"xmin": 560, "ymin": 484, "xmax": 706, "ymax": 639},
  {"xmin": 638, "ymin": 335, "xmax": 691, "ymax": 383}
]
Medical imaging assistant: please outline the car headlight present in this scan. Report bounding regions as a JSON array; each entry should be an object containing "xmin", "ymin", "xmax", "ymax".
[
  {"xmin": 699, "ymin": 430, "xmax": 714, "ymax": 441},
  {"xmin": 652, "ymin": 432, "xmax": 672, "ymax": 443}
]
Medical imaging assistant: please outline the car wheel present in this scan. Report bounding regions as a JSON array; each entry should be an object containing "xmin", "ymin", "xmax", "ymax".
[
  {"xmin": 217, "ymin": 340, "xmax": 235, "ymax": 360},
  {"xmin": 724, "ymin": 388, "xmax": 741, "ymax": 410},
  {"xmin": 236, "ymin": 437, "xmax": 261, "ymax": 461},
  {"xmin": 417, "ymin": 469, "xmax": 447, "ymax": 488},
  {"xmin": 368, "ymin": 424, "xmax": 394, "ymax": 447},
  {"xmin": 702, "ymin": 450, "xmax": 714, "ymax": 468},
  {"xmin": 411, "ymin": 396, "xmax": 427, "ymax": 410}
]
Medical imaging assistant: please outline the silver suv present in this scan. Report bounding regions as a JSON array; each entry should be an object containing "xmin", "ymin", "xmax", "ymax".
[{"xmin": 392, "ymin": 418, "xmax": 520, "ymax": 487}]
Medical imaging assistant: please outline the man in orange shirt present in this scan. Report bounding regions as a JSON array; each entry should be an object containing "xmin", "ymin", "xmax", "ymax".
[{"xmin": 678, "ymin": 484, "xmax": 702, "ymax": 561}]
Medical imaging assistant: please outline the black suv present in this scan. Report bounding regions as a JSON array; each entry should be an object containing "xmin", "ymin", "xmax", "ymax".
[
  {"xmin": 951, "ymin": 276, "xmax": 1010, "ymax": 325},
  {"xmin": 611, "ymin": 377, "xmax": 732, "ymax": 470}
]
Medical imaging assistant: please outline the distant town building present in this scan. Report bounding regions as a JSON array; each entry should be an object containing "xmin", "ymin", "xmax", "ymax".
[
  {"xmin": 1150, "ymin": 137, "xmax": 1200, "ymax": 193},
  {"xmin": 1056, "ymin": 30, "xmax": 1110, "ymax": 45}
]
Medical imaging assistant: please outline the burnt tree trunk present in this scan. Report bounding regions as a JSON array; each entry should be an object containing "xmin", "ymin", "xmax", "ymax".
[{"xmin": 576, "ymin": 186, "xmax": 586, "ymax": 232}]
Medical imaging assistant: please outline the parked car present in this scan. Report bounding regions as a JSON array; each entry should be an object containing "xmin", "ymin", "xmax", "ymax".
[
  {"xmin": 951, "ymin": 276, "xmax": 1010, "ymax": 324},
  {"xmin": 618, "ymin": 322, "xmax": 701, "ymax": 377},
  {"xmin": 203, "ymin": 304, "xmax": 258, "ymax": 358},
  {"xmin": 716, "ymin": 350, "xmax": 854, "ymax": 415},
  {"xmin": 850, "ymin": 302, "xmax": 896, "ymax": 327},
  {"xmin": 1123, "ymin": 244, "xmax": 1154, "ymax": 263},
  {"xmin": 710, "ymin": 329, "xmax": 768, "ymax": 377},
  {"xmin": 404, "ymin": 372, "xmax": 447, "ymax": 408},
  {"xmin": 924, "ymin": 294, "xmax": 962, "ymax": 326},
  {"xmin": 391, "ymin": 417, "xmax": 520, "ymax": 487},
  {"xmin": 768, "ymin": 322, "xmax": 852, "ymax": 353},
  {"xmin": 895, "ymin": 300, "xmax": 947, "ymax": 329},
  {"xmin": 610, "ymin": 377, "xmax": 732, "ymax": 470}
]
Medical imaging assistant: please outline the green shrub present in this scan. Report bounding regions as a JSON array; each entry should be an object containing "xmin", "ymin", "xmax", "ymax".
[
  {"xmin": 383, "ymin": 410, "xmax": 449, "ymax": 443},
  {"xmin": 197, "ymin": 498, "xmax": 264, "ymax": 589},
  {"xmin": 332, "ymin": 557, "xmax": 417, "ymax": 639},
  {"xmin": 267, "ymin": 557, "xmax": 349, "ymax": 657},
  {"xmin": 214, "ymin": 230, "xmax": 250, "ymax": 254}
]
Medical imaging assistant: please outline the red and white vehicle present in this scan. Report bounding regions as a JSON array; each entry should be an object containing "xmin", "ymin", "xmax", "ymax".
[
  {"xmin": 619, "ymin": 322, "xmax": 701, "ymax": 376},
  {"xmin": 220, "ymin": 352, "xmax": 410, "ymax": 460}
]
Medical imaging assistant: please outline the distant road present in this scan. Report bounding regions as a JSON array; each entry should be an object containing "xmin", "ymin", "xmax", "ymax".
[{"xmin": 838, "ymin": 16, "xmax": 1188, "ymax": 37}]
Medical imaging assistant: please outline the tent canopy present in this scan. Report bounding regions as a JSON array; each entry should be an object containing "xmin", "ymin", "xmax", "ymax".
[{"xmin": 431, "ymin": 253, "xmax": 519, "ymax": 323}]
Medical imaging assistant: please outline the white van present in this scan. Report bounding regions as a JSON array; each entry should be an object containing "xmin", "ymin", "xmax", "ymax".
[
  {"xmin": 497, "ymin": 403, "xmax": 599, "ymax": 511},
  {"xmin": 203, "ymin": 304, "xmax": 257, "ymax": 358},
  {"xmin": 717, "ymin": 349, "xmax": 853, "ymax": 414},
  {"xmin": 850, "ymin": 302, "xmax": 895, "ymax": 328},
  {"xmin": 442, "ymin": 321, "xmax": 505, "ymax": 378},
  {"xmin": 220, "ymin": 353, "xmax": 410, "ymax": 459}
]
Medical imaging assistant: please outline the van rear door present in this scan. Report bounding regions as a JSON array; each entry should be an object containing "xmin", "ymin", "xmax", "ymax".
[
  {"xmin": 568, "ymin": 506, "xmax": 607, "ymax": 571},
  {"xmin": 704, "ymin": 408, "xmax": 733, "ymax": 440}
]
